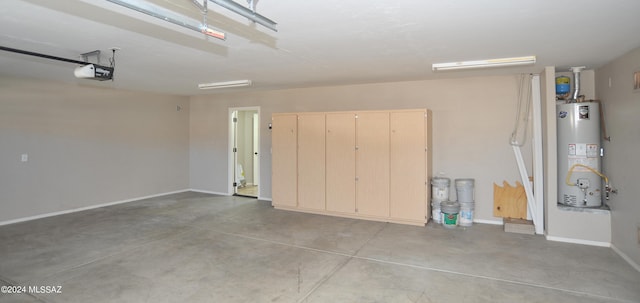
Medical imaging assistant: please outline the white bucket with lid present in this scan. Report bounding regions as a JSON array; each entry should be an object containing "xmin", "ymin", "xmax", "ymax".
[
  {"xmin": 455, "ymin": 178, "xmax": 475, "ymax": 203},
  {"xmin": 459, "ymin": 202, "xmax": 475, "ymax": 227},
  {"xmin": 431, "ymin": 201, "xmax": 442, "ymax": 224},
  {"xmin": 440, "ymin": 201, "xmax": 460, "ymax": 228},
  {"xmin": 431, "ymin": 177, "xmax": 450, "ymax": 202}
]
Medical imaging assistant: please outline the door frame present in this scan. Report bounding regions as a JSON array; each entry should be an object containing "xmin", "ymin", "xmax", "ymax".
[
  {"xmin": 252, "ymin": 112, "xmax": 260, "ymax": 186},
  {"xmin": 228, "ymin": 106, "xmax": 261, "ymax": 197}
]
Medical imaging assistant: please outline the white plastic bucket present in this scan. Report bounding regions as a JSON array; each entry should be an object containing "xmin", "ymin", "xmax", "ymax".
[
  {"xmin": 431, "ymin": 202, "xmax": 442, "ymax": 224},
  {"xmin": 440, "ymin": 201, "xmax": 460, "ymax": 228},
  {"xmin": 455, "ymin": 178, "xmax": 475, "ymax": 203},
  {"xmin": 459, "ymin": 202, "xmax": 475, "ymax": 227},
  {"xmin": 431, "ymin": 177, "xmax": 450, "ymax": 202}
]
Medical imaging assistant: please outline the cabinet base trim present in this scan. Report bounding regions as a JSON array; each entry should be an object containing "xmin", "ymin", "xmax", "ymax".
[{"xmin": 273, "ymin": 204, "xmax": 426, "ymax": 226}]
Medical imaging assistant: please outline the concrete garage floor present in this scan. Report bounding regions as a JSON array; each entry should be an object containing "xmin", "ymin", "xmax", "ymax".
[{"xmin": 1, "ymin": 192, "xmax": 639, "ymax": 303}]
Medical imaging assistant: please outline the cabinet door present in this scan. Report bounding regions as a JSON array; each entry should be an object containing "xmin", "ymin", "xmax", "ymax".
[
  {"xmin": 297, "ymin": 114, "xmax": 326, "ymax": 210},
  {"xmin": 326, "ymin": 113, "xmax": 356, "ymax": 214},
  {"xmin": 425, "ymin": 110, "xmax": 433, "ymax": 218},
  {"xmin": 390, "ymin": 111, "xmax": 426, "ymax": 222},
  {"xmin": 272, "ymin": 114, "xmax": 298, "ymax": 207},
  {"xmin": 356, "ymin": 112, "xmax": 390, "ymax": 218}
]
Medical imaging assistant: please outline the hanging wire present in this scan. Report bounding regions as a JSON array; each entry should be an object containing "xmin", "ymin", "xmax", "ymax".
[{"xmin": 510, "ymin": 74, "xmax": 532, "ymax": 146}]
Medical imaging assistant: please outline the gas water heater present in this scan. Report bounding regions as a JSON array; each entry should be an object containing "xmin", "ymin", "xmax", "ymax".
[{"xmin": 557, "ymin": 102, "xmax": 602, "ymax": 207}]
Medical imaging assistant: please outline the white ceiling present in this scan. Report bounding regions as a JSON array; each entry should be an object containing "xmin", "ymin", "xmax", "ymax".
[{"xmin": 2, "ymin": 0, "xmax": 640, "ymax": 96}]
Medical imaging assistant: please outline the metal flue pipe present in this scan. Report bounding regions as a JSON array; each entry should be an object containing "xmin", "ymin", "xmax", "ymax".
[{"xmin": 570, "ymin": 66, "xmax": 585, "ymax": 100}]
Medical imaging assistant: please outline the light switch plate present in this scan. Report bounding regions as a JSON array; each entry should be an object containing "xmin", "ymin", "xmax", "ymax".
[{"xmin": 21, "ymin": 154, "xmax": 28, "ymax": 162}]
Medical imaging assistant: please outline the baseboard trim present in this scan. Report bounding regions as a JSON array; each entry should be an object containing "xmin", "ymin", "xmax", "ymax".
[
  {"xmin": 611, "ymin": 244, "xmax": 640, "ymax": 273},
  {"xmin": 0, "ymin": 189, "xmax": 191, "ymax": 226},
  {"xmin": 545, "ymin": 235, "xmax": 611, "ymax": 247},
  {"xmin": 273, "ymin": 204, "xmax": 426, "ymax": 226},
  {"xmin": 473, "ymin": 219, "xmax": 504, "ymax": 225},
  {"xmin": 190, "ymin": 189, "xmax": 271, "ymax": 201},
  {"xmin": 189, "ymin": 188, "xmax": 230, "ymax": 196}
]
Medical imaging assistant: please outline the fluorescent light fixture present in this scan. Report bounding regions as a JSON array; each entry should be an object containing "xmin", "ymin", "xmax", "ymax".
[
  {"xmin": 198, "ymin": 80, "xmax": 252, "ymax": 89},
  {"xmin": 432, "ymin": 56, "xmax": 536, "ymax": 71}
]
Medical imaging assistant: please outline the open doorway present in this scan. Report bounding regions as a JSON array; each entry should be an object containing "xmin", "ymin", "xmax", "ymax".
[{"xmin": 229, "ymin": 107, "xmax": 260, "ymax": 198}]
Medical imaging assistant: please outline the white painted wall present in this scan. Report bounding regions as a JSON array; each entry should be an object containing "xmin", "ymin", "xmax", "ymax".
[
  {"xmin": 190, "ymin": 75, "xmax": 534, "ymax": 222},
  {"xmin": 595, "ymin": 47, "xmax": 640, "ymax": 268},
  {"xmin": 0, "ymin": 77, "xmax": 190, "ymax": 222}
]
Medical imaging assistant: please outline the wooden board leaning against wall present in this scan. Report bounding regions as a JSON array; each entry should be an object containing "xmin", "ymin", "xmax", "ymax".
[{"xmin": 272, "ymin": 109, "xmax": 432, "ymax": 226}]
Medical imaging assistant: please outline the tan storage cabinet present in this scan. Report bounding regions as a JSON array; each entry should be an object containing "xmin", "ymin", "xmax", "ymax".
[
  {"xmin": 390, "ymin": 111, "xmax": 427, "ymax": 222},
  {"xmin": 271, "ymin": 109, "xmax": 431, "ymax": 226},
  {"xmin": 355, "ymin": 112, "xmax": 390, "ymax": 218},
  {"xmin": 271, "ymin": 114, "xmax": 298, "ymax": 208},
  {"xmin": 326, "ymin": 113, "xmax": 357, "ymax": 214},
  {"xmin": 297, "ymin": 114, "xmax": 326, "ymax": 211}
]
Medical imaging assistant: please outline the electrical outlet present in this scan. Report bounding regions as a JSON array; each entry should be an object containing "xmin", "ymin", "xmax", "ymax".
[{"xmin": 21, "ymin": 154, "xmax": 28, "ymax": 162}]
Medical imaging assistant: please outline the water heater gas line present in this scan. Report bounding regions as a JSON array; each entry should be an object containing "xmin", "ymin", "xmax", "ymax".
[{"xmin": 565, "ymin": 163, "xmax": 614, "ymax": 200}]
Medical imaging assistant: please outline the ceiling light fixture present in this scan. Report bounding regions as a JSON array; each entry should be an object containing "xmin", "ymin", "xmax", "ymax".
[
  {"xmin": 198, "ymin": 80, "xmax": 252, "ymax": 89},
  {"xmin": 432, "ymin": 56, "xmax": 536, "ymax": 71}
]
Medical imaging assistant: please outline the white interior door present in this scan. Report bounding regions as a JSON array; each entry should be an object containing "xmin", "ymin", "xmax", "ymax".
[{"xmin": 228, "ymin": 107, "xmax": 260, "ymax": 197}]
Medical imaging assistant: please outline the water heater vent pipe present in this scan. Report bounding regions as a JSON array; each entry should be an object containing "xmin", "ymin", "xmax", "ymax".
[{"xmin": 570, "ymin": 66, "xmax": 585, "ymax": 101}]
